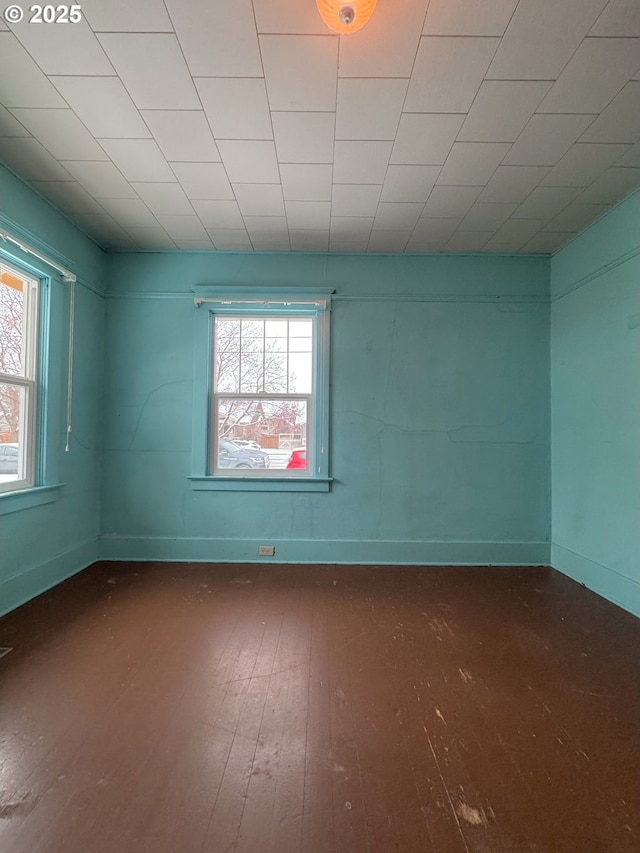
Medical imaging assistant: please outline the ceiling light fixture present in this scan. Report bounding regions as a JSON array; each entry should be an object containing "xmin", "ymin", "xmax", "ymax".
[{"xmin": 316, "ymin": 0, "xmax": 377, "ymax": 34}]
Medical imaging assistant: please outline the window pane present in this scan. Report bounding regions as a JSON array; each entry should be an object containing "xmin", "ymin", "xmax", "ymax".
[
  {"xmin": 289, "ymin": 353, "xmax": 312, "ymax": 393},
  {"xmin": 0, "ymin": 383, "xmax": 26, "ymax": 484},
  {"xmin": 214, "ymin": 398, "xmax": 307, "ymax": 472},
  {"xmin": 0, "ymin": 271, "xmax": 24, "ymax": 377}
]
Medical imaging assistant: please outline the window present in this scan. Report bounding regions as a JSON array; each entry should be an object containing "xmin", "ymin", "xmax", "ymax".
[
  {"xmin": 191, "ymin": 289, "xmax": 332, "ymax": 492},
  {"xmin": 0, "ymin": 261, "xmax": 39, "ymax": 493}
]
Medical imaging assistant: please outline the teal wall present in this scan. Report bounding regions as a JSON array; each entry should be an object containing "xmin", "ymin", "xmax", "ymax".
[
  {"xmin": 3, "ymin": 159, "xmax": 636, "ymax": 617},
  {"xmin": 550, "ymin": 191, "xmax": 640, "ymax": 616},
  {"xmin": 0, "ymin": 164, "xmax": 106, "ymax": 615},
  {"xmin": 101, "ymin": 252, "xmax": 551, "ymax": 566}
]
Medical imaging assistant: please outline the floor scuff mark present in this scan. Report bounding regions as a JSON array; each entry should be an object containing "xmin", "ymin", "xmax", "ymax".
[{"xmin": 456, "ymin": 801, "xmax": 486, "ymax": 826}]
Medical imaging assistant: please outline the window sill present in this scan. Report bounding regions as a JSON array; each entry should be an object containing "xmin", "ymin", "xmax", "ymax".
[
  {"xmin": 189, "ymin": 476, "xmax": 332, "ymax": 493},
  {"xmin": 0, "ymin": 483, "xmax": 64, "ymax": 515}
]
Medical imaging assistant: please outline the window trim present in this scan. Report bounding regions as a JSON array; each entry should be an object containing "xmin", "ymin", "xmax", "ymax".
[
  {"xmin": 189, "ymin": 287, "xmax": 333, "ymax": 492},
  {"xmin": 0, "ymin": 245, "xmax": 65, "ymax": 510},
  {"xmin": 0, "ymin": 260, "xmax": 39, "ymax": 494}
]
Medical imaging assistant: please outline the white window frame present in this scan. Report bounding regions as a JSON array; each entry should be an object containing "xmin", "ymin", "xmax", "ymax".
[
  {"xmin": 0, "ymin": 260, "xmax": 39, "ymax": 494},
  {"xmin": 190, "ymin": 288, "xmax": 333, "ymax": 493}
]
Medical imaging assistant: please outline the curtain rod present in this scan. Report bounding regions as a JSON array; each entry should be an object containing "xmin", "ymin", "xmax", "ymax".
[{"xmin": 0, "ymin": 227, "xmax": 76, "ymax": 283}]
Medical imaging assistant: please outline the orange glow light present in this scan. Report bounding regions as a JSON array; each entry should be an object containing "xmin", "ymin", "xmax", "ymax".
[{"xmin": 316, "ymin": 0, "xmax": 377, "ymax": 34}]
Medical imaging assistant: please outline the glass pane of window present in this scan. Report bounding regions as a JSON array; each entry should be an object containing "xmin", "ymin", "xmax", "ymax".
[
  {"xmin": 214, "ymin": 398, "xmax": 308, "ymax": 472},
  {"xmin": 0, "ymin": 383, "xmax": 25, "ymax": 484},
  {"xmin": 215, "ymin": 315, "xmax": 314, "ymax": 396},
  {"xmin": 0, "ymin": 270, "xmax": 24, "ymax": 377}
]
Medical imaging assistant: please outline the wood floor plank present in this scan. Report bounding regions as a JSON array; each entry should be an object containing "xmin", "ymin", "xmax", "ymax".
[{"xmin": 0, "ymin": 562, "xmax": 638, "ymax": 853}]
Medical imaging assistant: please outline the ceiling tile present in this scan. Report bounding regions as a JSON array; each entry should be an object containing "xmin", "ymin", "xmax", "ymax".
[
  {"xmin": 405, "ymin": 37, "xmax": 499, "ymax": 113},
  {"xmin": 411, "ymin": 218, "xmax": 461, "ymax": 243},
  {"xmin": 82, "ymin": 0, "xmax": 173, "ymax": 31},
  {"xmin": 336, "ymin": 79, "xmax": 407, "ymax": 141},
  {"xmin": 253, "ymin": 0, "xmax": 327, "ymax": 34},
  {"xmin": 503, "ymin": 114, "xmax": 597, "ymax": 166},
  {"xmin": 9, "ymin": 19, "xmax": 114, "ymax": 75},
  {"xmin": 97, "ymin": 34, "xmax": 200, "ymax": 109},
  {"xmin": 458, "ymin": 81, "xmax": 552, "ymax": 142},
  {"xmin": 0, "ymin": 33, "xmax": 67, "ymax": 108},
  {"xmin": 590, "ymin": 0, "xmax": 640, "ymax": 36},
  {"xmin": 124, "ymin": 227, "xmax": 177, "ymax": 250},
  {"xmin": 331, "ymin": 185, "xmax": 381, "ymax": 217},
  {"xmin": 52, "ymin": 77, "xmax": 150, "ymax": 139},
  {"xmin": 285, "ymin": 201, "xmax": 331, "ymax": 230},
  {"xmin": 446, "ymin": 231, "xmax": 493, "ymax": 252},
  {"xmin": 338, "ymin": 0, "xmax": 430, "ymax": 77},
  {"xmin": 486, "ymin": 0, "xmax": 608, "ymax": 79},
  {"xmin": 329, "ymin": 237, "xmax": 370, "ymax": 252},
  {"xmin": 289, "ymin": 231, "xmax": 330, "ymax": 252},
  {"xmin": 261, "ymin": 36, "xmax": 338, "ymax": 111},
  {"xmin": 207, "ymin": 229, "xmax": 253, "ymax": 251},
  {"xmin": 405, "ymin": 240, "xmax": 447, "ymax": 253},
  {"xmin": 30, "ymin": 181, "xmax": 107, "ymax": 215},
  {"xmin": 390, "ymin": 114, "xmax": 464, "ymax": 166},
  {"xmin": 333, "ymin": 142, "xmax": 393, "ymax": 184},
  {"xmin": 0, "ymin": 104, "xmax": 30, "ymax": 136},
  {"xmin": 174, "ymin": 239, "xmax": 215, "ymax": 250},
  {"xmin": 217, "ymin": 140, "xmax": 280, "ymax": 183},
  {"xmin": 541, "ymin": 143, "xmax": 630, "ymax": 186},
  {"xmin": 141, "ymin": 111, "xmax": 220, "ymax": 162},
  {"xmin": 421, "ymin": 186, "xmax": 482, "ymax": 218},
  {"xmin": 616, "ymin": 141, "xmax": 640, "ymax": 167},
  {"xmin": 522, "ymin": 232, "xmax": 573, "ymax": 253},
  {"xmin": 156, "ymin": 215, "xmax": 209, "ymax": 241},
  {"xmin": 537, "ymin": 38, "xmax": 640, "ymax": 114},
  {"xmin": 96, "ymin": 198, "xmax": 159, "ymax": 227},
  {"xmin": 544, "ymin": 203, "xmax": 610, "ymax": 232},
  {"xmin": 60, "ymin": 161, "xmax": 137, "ymax": 199},
  {"xmin": 424, "ymin": 0, "xmax": 518, "ymax": 36},
  {"xmin": 272, "ymin": 112, "xmax": 335, "ymax": 164},
  {"xmin": 513, "ymin": 186, "xmax": 583, "ymax": 219},
  {"xmin": 367, "ymin": 231, "xmax": 411, "ymax": 252},
  {"xmin": 373, "ymin": 203, "xmax": 424, "ymax": 231},
  {"xmin": 10, "ymin": 109, "xmax": 108, "ymax": 161},
  {"xmin": 196, "ymin": 79, "xmax": 272, "ymax": 140},
  {"xmin": 192, "ymin": 200, "xmax": 245, "ymax": 229},
  {"xmin": 170, "ymin": 162, "xmax": 233, "ymax": 200},
  {"xmin": 280, "ymin": 164, "xmax": 332, "ymax": 201},
  {"xmin": 244, "ymin": 217, "xmax": 290, "ymax": 243},
  {"xmin": 579, "ymin": 82, "xmax": 640, "ymax": 143},
  {"xmin": 234, "ymin": 184, "xmax": 285, "ymax": 217},
  {"xmin": 98, "ymin": 139, "xmax": 175, "ymax": 182},
  {"xmin": 437, "ymin": 142, "xmax": 510, "ymax": 185},
  {"xmin": 330, "ymin": 217, "xmax": 374, "ymax": 240},
  {"xmin": 0, "ymin": 137, "xmax": 71, "ymax": 181},
  {"xmin": 380, "ymin": 165, "xmax": 440, "ymax": 202},
  {"xmin": 459, "ymin": 203, "xmax": 519, "ymax": 231},
  {"xmin": 165, "ymin": 0, "xmax": 262, "ymax": 77},
  {"xmin": 130, "ymin": 183, "xmax": 195, "ymax": 216},
  {"xmin": 75, "ymin": 213, "xmax": 134, "ymax": 247},
  {"xmin": 578, "ymin": 167, "xmax": 640, "ymax": 203},
  {"xmin": 478, "ymin": 166, "xmax": 551, "ymax": 203},
  {"xmin": 483, "ymin": 219, "xmax": 545, "ymax": 252}
]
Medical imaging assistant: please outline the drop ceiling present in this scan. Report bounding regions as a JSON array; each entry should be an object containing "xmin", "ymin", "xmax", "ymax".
[{"xmin": 0, "ymin": 0, "xmax": 639, "ymax": 253}]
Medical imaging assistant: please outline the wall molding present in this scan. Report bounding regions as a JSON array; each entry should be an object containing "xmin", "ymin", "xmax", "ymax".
[
  {"xmin": 105, "ymin": 291, "xmax": 548, "ymax": 304},
  {"xmin": 0, "ymin": 537, "xmax": 99, "ymax": 617},
  {"xmin": 100, "ymin": 536, "xmax": 549, "ymax": 567},
  {"xmin": 551, "ymin": 543, "xmax": 639, "ymax": 617},
  {"xmin": 551, "ymin": 245, "xmax": 640, "ymax": 303}
]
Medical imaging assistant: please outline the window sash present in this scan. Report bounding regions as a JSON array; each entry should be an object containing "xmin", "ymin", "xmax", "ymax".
[
  {"xmin": 209, "ymin": 309, "xmax": 321, "ymax": 479},
  {"xmin": 0, "ymin": 261, "xmax": 39, "ymax": 493}
]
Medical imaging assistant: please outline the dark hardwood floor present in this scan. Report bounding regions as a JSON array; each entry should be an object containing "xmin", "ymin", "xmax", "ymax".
[{"xmin": 0, "ymin": 562, "xmax": 638, "ymax": 852}]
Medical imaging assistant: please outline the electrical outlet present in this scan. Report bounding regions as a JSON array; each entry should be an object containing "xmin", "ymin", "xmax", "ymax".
[{"xmin": 258, "ymin": 545, "xmax": 275, "ymax": 556}]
